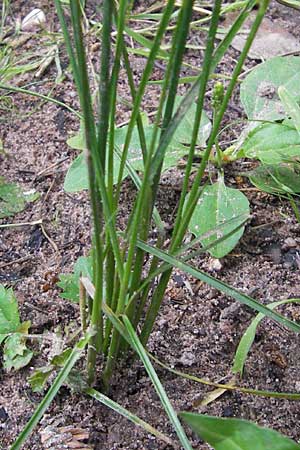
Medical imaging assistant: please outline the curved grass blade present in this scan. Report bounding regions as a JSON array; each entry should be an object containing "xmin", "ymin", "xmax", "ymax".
[
  {"xmin": 10, "ymin": 332, "xmax": 92, "ymax": 450},
  {"xmin": 149, "ymin": 352, "xmax": 300, "ymax": 401},
  {"xmin": 136, "ymin": 241, "xmax": 300, "ymax": 333},
  {"xmin": 122, "ymin": 315, "xmax": 193, "ymax": 450},
  {"xmin": 84, "ymin": 387, "xmax": 174, "ymax": 446},
  {"xmin": 0, "ymin": 84, "xmax": 82, "ymax": 118},
  {"xmin": 80, "ymin": 278, "xmax": 300, "ymax": 402},
  {"xmin": 232, "ymin": 298, "xmax": 300, "ymax": 376}
]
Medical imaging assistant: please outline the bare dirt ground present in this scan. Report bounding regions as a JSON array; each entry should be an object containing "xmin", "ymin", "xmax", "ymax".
[{"xmin": 1, "ymin": 1, "xmax": 300, "ymax": 449}]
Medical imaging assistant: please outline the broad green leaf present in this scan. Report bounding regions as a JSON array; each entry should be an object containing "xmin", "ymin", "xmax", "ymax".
[
  {"xmin": 169, "ymin": 95, "xmax": 211, "ymax": 148},
  {"xmin": 248, "ymin": 163, "xmax": 300, "ymax": 194},
  {"xmin": 64, "ymin": 100, "xmax": 211, "ymax": 192},
  {"xmin": 63, "ymin": 152, "xmax": 88, "ymax": 192},
  {"xmin": 0, "ymin": 284, "xmax": 20, "ymax": 338},
  {"xmin": 0, "ymin": 178, "xmax": 39, "ymax": 218},
  {"xmin": 188, "ymin": 177, "xmax": 250, "ymax": 258},
  {"xmin": 179, "ymin": 413, "xmax": 300, "ymax": 450},
  {"xmin": 232, "ymin": 299, "xmax": 300, "ymax": 376},
  {"xmin": 3, "ymin": 333, "xmax": 33, "ymax": 371},
  {"xmin": 278, "ymin": 85, "xmax": 300, "ymax": 138},
  {"xmin": 57, "ymin": 256, "xmax": 93, "ymax": 302},
  {"xmin": 241, "ymin": 122, "xmax": 300, "ymax": 164},
  {"xmin": 240, "ymin": 56, "xmax": 300, "ymax": 121},
  {"xmin": 64, "ymin": 125, "xmax": 189, "ymax": 192}
]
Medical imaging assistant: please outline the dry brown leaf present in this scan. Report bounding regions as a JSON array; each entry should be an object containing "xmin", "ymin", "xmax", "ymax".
[{"xmin": 40, "ymin": 424, "xmax": 93, "ymax": 450}]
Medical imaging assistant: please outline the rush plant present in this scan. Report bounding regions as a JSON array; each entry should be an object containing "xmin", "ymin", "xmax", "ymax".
[
  {"xmin": 11, "ymin": 0, "xmax": 300, "ymax": 448},
  {"xmin": 53, "ymin": 0, "xmax": 281, "ymax": 387}
]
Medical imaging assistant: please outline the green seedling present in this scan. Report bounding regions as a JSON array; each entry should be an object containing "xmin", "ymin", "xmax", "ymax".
[
  {"xmin": 0, "ymin": 177, "xmax": 39, "ymax": 219},
  {"xmin": 57, "ymin": 255, "xmax": 93, "ymax": 302},
  {"xmin": 0, "ymin": 284, "xmax": 33, "ymax": 371}
]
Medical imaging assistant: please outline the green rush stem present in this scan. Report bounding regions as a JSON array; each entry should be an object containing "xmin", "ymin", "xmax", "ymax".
[
  {"xmin": 103, "ymin": 273, "xmax": 120, "ymax": 355},
  {"xmin": 108, "ymin": 0, "xmax": 129, "ymax": 202},
  {"xmin": 140, "ymin": 0, "xmax": 270, "ymax": 345},
  {"xmin": 54, "ymin": 0, "xmax": 81, "ymax": 92},
  {"xmin": 172, "ymin": 0, "xmax": 222, "ymax": 239},
  {"xmin": 66, "ymin": 1, "xmax": 104, "ymax": 382},
  {"xmin": 102, "ymin": 0, "xmax": 176, "ymax": 387},
  {"xmin": 97, "ymin": 0, "xmax": 113, "ymax": 171},
  {"xmin": 140, "ymin": 0, "xmax": 221, "ymax": 345},
  {"xmin": 55, "ymin": 0, "xmax": 122, "ymax": 273},
  {"xmin": 146, "ymin": 0, "xmax": 256, "ymax": 185},
  {"xmin": 150, "ymin": 0, "xmax": 195, "ymax": 195},
  {"xmin": 113, "ymin": 0, "xmax": 176, "ymax": 205},
  {"xmin": 104, "ymin": 0, "xmax": 128, "ymax": 353},
  {"xmin": 124, "ymin": 0, "xmax": 194, "ymax": 334}
]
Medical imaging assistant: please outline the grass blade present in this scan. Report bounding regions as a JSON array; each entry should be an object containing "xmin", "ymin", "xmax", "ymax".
[
  {"xmin": 137, "ymin": 241, "xmax": 300, "ymax": 333},
  {"xmin": 84, "ymin": 387, "xmax": 174, "ymax": 446},
  {"xmin": 81, "ymin": 278, "xmax": 300, "ymax": 402},
  {"xmin": 123, "ymin": 315, "xmax": 193, "ymax": 450},
  {"xmin": 232, "ymin": 298, "xmax": 300, "ymax": 376}
]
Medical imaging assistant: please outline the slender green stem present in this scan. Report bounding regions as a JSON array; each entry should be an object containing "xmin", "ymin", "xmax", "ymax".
[
  {"xmin": 172, "ymin": 0, "xmax": 222, "ymax": 238},
  {"xmin": 97, "ymin": 0, "xmax": 113, "ymax": 171},
  {"xmin": 65, "ymin": 1, "xmax": 104, "ymax": 382},
  {"xmin": 102, "ymin": 0, "xmax": 176, "ymax": 386},
  {"xmin": 140, "ymin": 0, "xmax": 269, "ymax": 345}
]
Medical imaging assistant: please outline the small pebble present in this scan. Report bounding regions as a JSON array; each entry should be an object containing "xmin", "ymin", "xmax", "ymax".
[
  {"xmin": 283, "ymin": 237, "xmax": 297, "ymax": 249},
  {"xmin": 21, "ymin": 8, "xmax": 46, "ymax": 31},
  {"xmin": 208, "ymin": 258, "xmax": 223, "ymax": 272}
]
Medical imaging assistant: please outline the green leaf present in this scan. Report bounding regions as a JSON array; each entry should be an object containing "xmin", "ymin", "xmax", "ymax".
[
  {"xmin": 169, "ymin": 95, "xmax": 211, "ymax": 148},
  {"xmin": 64, "ymin": 100, "xmax": 211, "ymax": 192},
  {"xmin": 28, "ymin": 348, "xmax": 73, "ymax": 392},
  {"xmin": 232, "ymin": 299, "xmax": 300, "ymax": 376},
  {"xmin": 188, "ymin": 177, "xmax": 250, "ymax": 258},
  {"xmin": 276, "ymin": 0, "xmax": 300, "ymax": 9},
  {"xmin": 0, "ymin": 178, "xmax": 39, "ymax": 219},
  {"xmin": 179, "ymin": 413, "xmax": 300, "ymax": 450},
  {"xmin": 242, "ymin": 122, "xmax": 300, "ymax": 164},
  {"xmin": 0, "ymin": 284, "xmax": 20, "ymax": 338},
  {"xmin": 3, "ymin": 333, "xmax": 33, "ymax": 371},
  {"xmin": 240, "ymin": 56, "xmax": 300, "ymax": 121},
  {"xmin": 51, "ymin": 348, "xmax": 72, "ymax": 367},
  {"xmin": 248, "ymin": 163, "xmax": 300, "ymax": 194},
  {"xmin": 57, "ymin": 256, "xmax": 93, "ymax": 302},
  {"xmin": 63, "ymin": 152, "xmax": 88, "ymax": 192},
  {"xmin": 28, "ymin": 366, "xmax": 54, "ymax": 392},
  {"xmin": 11, "ymin": 331, "xmax": 92, "ymax": 450},
  {"xmin": 278, "ymin": 85, "xmax": 300, "ymax": 138}
]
